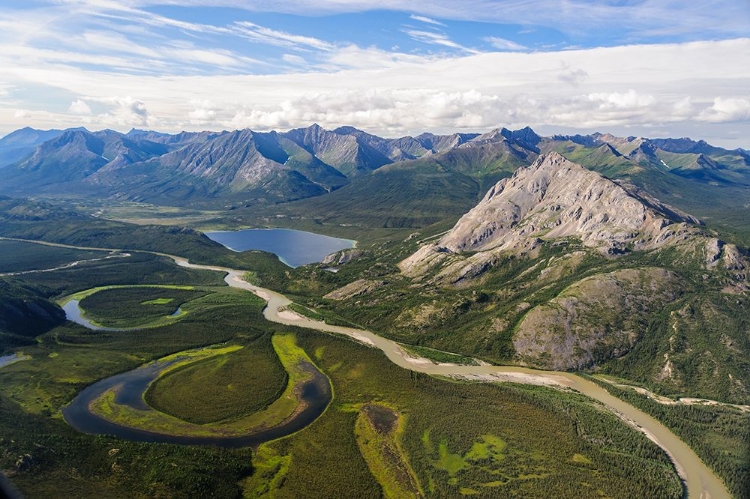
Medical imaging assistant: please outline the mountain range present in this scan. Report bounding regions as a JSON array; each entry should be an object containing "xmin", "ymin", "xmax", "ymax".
[{"xmin": 2, "ymin": 124, "xmax": 748, "ymax": 230}]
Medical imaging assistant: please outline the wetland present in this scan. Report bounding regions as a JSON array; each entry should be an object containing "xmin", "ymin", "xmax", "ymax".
[{"xmin": 0, "ymin": 236, "xmax": 737, "ymax": 499}]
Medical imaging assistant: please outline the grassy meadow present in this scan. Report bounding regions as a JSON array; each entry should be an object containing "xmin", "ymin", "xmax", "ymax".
[{"xmin": 244, "ymin": 330, "xmax": 683, "ymax": 498}]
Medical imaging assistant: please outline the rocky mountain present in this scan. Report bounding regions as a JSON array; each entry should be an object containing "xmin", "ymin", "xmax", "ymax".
[
  {"xmin": 0, "ymin": 126, "xmax": 76, "ymax": 167},
  {"xmin": 306, "ymin": 152, "xmax": 749, "ymax": 400},
  {"xmin": 400, "ymin": 153, "xmax": 704, "ymax": 281},
  {"xmin": 283, "ymin": 123, "xmax": 392, "ymax": 177},
  {"xmin": 1, "ymin": 124, "xmax": 749, "ymax": 230},
  {"xmin": 4, "ymin": 129, "xmax": 168, "ymax": 194}
]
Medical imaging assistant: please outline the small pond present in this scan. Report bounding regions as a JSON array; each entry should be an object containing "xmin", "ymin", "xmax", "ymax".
[{"xmin": 0, "ymin": 354, "xmax": 26, "ymax": 369}]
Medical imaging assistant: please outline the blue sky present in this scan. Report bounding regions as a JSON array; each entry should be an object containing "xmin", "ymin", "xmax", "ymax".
[{"xmin": 1, "ymin": 1, "xmax": 749, "ymax": 147}]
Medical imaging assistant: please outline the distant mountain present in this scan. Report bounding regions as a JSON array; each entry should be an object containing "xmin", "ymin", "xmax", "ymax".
[
  {"xmin": 5, "ymin": 129, "xmax": 168, "ymax": 195},
  {"xmin": 0, "ymin": 126, "xmax": 84, "ymax": 167},
  {"xmin": 283, "ymin": 123, "xmax": 392, "ymax": 177},
  {"xmin": 1, "ymin": 124, "xmax": 749, "ymax": 231}
]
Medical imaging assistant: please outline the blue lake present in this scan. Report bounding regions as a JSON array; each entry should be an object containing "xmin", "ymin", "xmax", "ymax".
[{"xmin": 205, "ymin": 228, "xmax": 355, "ymax": 268}]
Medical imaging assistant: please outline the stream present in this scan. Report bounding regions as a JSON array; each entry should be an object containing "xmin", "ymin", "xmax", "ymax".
[
  {"xmin": 173, "ymin": 259, "xmax": 730, "ymax": 499},
  {"xmin": 3, "ymin": 236, "xmax": 729, "ymax": 498}
]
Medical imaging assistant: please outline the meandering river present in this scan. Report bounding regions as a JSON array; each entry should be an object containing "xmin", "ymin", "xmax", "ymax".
[
  {"xmin": 62, "ymin": 356, "xmax": 331, "ymax": 448},
  {"xmin": 170, "ymin": 258, "xmax": 730, "ymax": 499},
  {"xmin": 0, "ymin": 237, "xmax": 731, "ymax": 498}
]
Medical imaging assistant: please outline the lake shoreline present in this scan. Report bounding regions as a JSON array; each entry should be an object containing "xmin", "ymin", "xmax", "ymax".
[{"xmin": 205, "ymin": 227, "xmax": 355, "ymax": 268}]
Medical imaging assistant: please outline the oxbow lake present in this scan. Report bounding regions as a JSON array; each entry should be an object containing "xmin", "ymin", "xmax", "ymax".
[{"xmin": 205, "ymin": 228, "xmax": 355, "ymax": 268}]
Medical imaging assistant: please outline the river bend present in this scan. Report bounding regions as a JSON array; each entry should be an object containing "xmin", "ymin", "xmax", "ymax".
[{"xmin": 0, "ymin": 238, "xmax": 730, "ymax": 498}]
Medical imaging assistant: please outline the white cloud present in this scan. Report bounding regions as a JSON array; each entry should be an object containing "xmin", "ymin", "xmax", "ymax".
[
  {"xmin": 187, "ymin": 99, "xmax": 220, "ymax": 125},
  {"xmin": 410, "ymin": 14, "xmax": 445, "ymax": 26},
  {"xmin": 282, "ymin": 53, "xmax": 307, "ymax": 65},
  {"xmin": 672, "ymin": 96, "xmax": 694, "ymax": 118},
  {"xmin": 483, "ymin": 36, "xmax": 526, "ymax": 51},
  {"xmin": 558, "ymin": 67, "xmax": 588, "ymax": 86},
  {"xmin": 588, "ymin": 89, "xmax": 656, "ymax": 109},
  {"xmin": 403, "ymin": 29, "xmax": 478, "ymax": 53},
  {"xmin": 1, "ymin": 38, "xmax": 749, "ymax": 147},
  {"xmin": 698, "ymin": 97, "xmax": 750, "ymax": 123},
  {"xmin": 89, "ymin": 96, "xmax": 150, "ymax": 126},
  {"xmin": 323, "ymin": 44, "xmax": 442, "ymax": 70},
  {"xmin": 233, "ymin": 21, "xmax": 334, "ymax": 51},
  {"xmin": 79, "ymin": 30, "xmax": 160, "ymax": 58},
  {"xmin": 68, "ymin": 99, "xmax": 92, "ymax": 115}
]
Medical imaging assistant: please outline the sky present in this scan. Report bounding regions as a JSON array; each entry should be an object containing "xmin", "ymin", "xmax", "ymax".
[{"xmin": 1, "ymin": 1, "xmax": 749, "ymax": 148}]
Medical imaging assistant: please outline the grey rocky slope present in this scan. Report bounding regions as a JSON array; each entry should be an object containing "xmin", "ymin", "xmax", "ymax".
[
  {"xmin": 400, "ymin": 153, "xmax": 704, "ymax": 282},
  {"xmin": 383, "ymin": 153, "xmax": 749, "ymax": 375}
]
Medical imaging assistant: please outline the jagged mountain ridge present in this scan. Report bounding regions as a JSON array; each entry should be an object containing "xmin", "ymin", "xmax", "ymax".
[
  {"xmin": 0, "ymin": 124, "xmax": 488, "ymax": 205},
  {"xmin": 1, "ymin": 124, "xmax": 748, "ymax": 218},
  {"xmin": 399, "ymin": 153, "xmax": 707, "ymax": 282}
]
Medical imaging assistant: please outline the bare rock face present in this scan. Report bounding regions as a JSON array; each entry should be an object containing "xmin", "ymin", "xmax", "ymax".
[
  {"xmin": 321, "ymin": 248, "xmax": 363, "ymax": 265},
  {"xmin": 323, "ymin": 279, "xmax": 386, "ymax": 301},
  {"xmin": 440, "ymin": 152, "xmax": 695, "ymax": 254},
  {"xmin": 400, "ymin": 153, "xmax": 701, "ymax": 279},
  {"xmin": 705, "ymin": 238, "xmax": 724, "ymax": 268},
  {"xmin": 512, "ymin": 268, "xmax": 680, "ymax": 370}
]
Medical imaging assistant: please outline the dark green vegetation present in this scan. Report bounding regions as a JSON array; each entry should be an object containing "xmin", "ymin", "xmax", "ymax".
[
  {"xmin": 145, "ymin": 339, "xmax": 287, "ymax": 425},
  {"xmin": 0, "ymin": 239, "xmax": 105, "ymax": 273},
  {"xmin": 0, "ymin": 246, "xmax": 228, "ymax": 354},
  {"xmin": 354, "ymin": 403, "xmax": 422, "ymax": 498},
  {"xmin": 17, "ymin": 252, "xmax": 225, "ymax": 297},
  {"xmin": 0, "ymin": 275, "xmax": 271, "ymax": 496},
  {"xmin": 0, "ymin": 279, "xmax": 65, "ymax": 355},
  {"xmin": 0, "ymin": 196, "xmax": 290, "ymax": 272},
  {"xmin": 78, "ymin": 287, "xmax": 209, "ymax": 328},
  {"xmin": 245, "ymin": 331, "xmax": 682, "ymax": 498},
  {"xmin": 268, "ymin": 236, "xmax": 750, "ymax": 405},
  {"xmin": 0, "ymin": 401, "xmax": 254, "ymax": 499},
  {"xmin": 593, "ymin": 378, "xmax": 750, "ymax": 499},
  {"xmin": 0, "ymin": 235, "xmax": 684, "ymax": 498}
]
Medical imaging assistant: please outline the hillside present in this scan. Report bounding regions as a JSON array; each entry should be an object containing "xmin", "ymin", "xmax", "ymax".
[
  {"xmin": 275, "ymin": 154, "xmax": 750, "ymax": 405},
  {"xmin": 1, "ymin": 125, "xmax": 749, "ymax": 237}
]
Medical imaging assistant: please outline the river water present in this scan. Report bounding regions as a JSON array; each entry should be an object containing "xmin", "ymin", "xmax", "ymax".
[
  {"xmin": 209, "ymin": 266, "xmax": 730, "ymax": 499},
  {"xmin": 61, "ymin": 300, "xmax": 121, "ymax": 331},
  {"xmin": 49, "ymin": 244, "xmax": 729, "ymax": 498},
  {"xmin": 205, "ymin": 228, "xmax": 355, "ymax": 268},
  {"xmin": 0, "ymin": 354, "xmax": 26, "ymax": 369},
  {"xmin": 62, "ymin": 358, "xmax": 331, "ymax": 448}
]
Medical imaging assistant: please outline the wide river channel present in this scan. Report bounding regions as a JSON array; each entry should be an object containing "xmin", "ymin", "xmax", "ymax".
[
  {"xmin": 173, "ymin": 258, "xmax": 731, "ymax": 499},
  {"xmin": 12, "ymin": 234, "xmax": 726, "ymax": 499}
]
